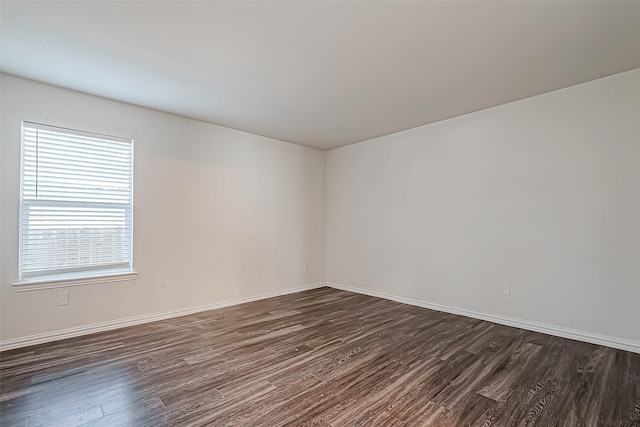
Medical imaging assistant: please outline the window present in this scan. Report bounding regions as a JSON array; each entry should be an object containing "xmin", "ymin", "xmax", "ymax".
[{"xmin": 19, "ymin": 122, "xmax": 134, "ymax": 283}]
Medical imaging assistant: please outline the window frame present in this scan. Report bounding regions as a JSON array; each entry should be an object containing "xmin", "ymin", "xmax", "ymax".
[{"xmin": 14, "ymin": 121, "xmax": 136, "ymax": 289}]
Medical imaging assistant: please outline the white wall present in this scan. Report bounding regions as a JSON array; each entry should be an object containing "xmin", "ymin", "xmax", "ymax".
[
  {"xmin": 327, "ymin": 69, "xmax": 640, "ymax": 345},
  {"xmin": 3, "ymin": 69, "xmax": 639, "ymax": 351},
  {"xmin": 1, "ymin": 74, "xmax": 326, "ymax": 343}
]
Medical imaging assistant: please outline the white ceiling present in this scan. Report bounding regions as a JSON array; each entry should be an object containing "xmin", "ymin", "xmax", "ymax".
[{"xmin": 1, "ymin": 2, "xmax": 639, "ymax": 150}]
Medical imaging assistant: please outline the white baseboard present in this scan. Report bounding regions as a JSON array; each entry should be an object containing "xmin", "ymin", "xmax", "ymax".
[
  {"xmin": 326, "ymin": 282, "xmax": 640, "ymax": 354},
  {"xmin": 4, "ymin": 281, "xmax": 638, "ymax": 354},
  {"xmin": 0, "ymin": 283, "xmax": 326, "ymax": 352}
]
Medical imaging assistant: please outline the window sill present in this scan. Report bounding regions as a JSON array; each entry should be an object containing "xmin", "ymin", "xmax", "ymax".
[{"xmin": 12, "ymin": 271, "xmax": 138, "ymax": 292}]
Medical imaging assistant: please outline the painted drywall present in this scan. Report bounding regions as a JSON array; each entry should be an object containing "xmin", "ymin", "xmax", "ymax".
[
  {"xmin": 1, "ymin": 74, "xmax": 326, "ymax": 342},
  {"xmin": 326, "ymin": 69, "xmax": 640, "ymax": 344}
]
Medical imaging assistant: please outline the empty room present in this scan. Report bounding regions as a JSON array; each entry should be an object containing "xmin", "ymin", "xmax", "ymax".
[{"xmin": 1, "ymin": 1, "xmax": 639, "ymax": 426}]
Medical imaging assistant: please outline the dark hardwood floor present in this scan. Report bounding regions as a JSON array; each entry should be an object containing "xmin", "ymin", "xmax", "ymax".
[{"xmin": 1, "ymin": 287, "xmax": 639, "ymax": 426}]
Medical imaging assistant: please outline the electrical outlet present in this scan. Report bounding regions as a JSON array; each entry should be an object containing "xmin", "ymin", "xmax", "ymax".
[
  {"xmin": 501, "ymin": 283, "xmax": 511, "ymax": 296},
  {"xmin": 57, "ymin": 291, "xmax": 69, "ymax": 306},
  {"xmin": 304, "ymin": 264, "xmax": 309, "ymax": 272}
]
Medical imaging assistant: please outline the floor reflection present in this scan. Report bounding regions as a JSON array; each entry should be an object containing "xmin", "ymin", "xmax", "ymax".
[{"xmin": 3, "ymin": 364, "xmax": 145, "ymax": 426}]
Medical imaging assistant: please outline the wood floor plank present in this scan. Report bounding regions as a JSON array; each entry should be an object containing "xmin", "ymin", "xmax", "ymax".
[{"xmin": 1, "ymin": 287, "xmax": 638, "ymax": 426}]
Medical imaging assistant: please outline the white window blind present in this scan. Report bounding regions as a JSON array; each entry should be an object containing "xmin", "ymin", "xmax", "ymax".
[{"xmin": 19, "ymin": 122, "xmax": 133, "ymax": 280}]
